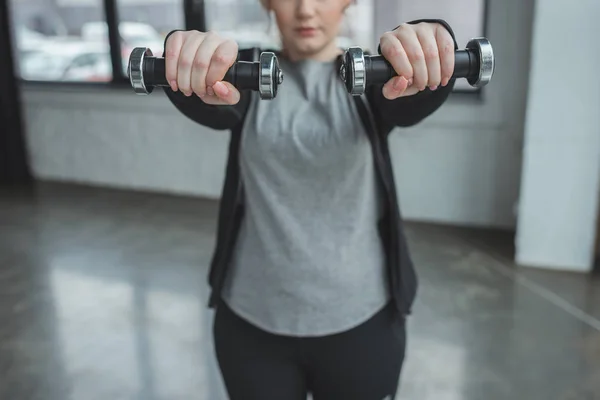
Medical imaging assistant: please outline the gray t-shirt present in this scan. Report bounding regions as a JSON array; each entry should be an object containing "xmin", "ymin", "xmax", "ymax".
[{"xmin": 221, "ymin": 56, "xmax": 390, "ymax": 337}]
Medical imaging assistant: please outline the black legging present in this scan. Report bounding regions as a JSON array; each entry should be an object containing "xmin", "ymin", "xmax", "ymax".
[{"xmin": 213, "ymin": 300, "xmax": 407, "ymax": 400}]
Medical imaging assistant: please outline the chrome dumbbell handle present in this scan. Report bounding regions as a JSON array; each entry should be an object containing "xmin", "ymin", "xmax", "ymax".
[
  {"xmin": 128, "ymin": 47, "xmax": 284, "ymax": 100},
  {"xmin": 340, "ymin": 37, "xmax": 495, "ymax": 96}
]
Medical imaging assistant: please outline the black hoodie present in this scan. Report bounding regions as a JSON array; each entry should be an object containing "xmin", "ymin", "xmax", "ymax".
[{"xmin": 162, "ymin": 19, "xmax": 458, "ymax": 319}]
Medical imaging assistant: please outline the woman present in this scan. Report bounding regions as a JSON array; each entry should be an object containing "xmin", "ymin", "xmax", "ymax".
[{"xmin": 163, "ymin": 0, "xmax": 457, "ymax": 398}]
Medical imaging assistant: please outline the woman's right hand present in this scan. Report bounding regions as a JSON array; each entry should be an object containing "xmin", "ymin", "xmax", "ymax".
[{"xmin": 165, "ymin": 30, "xmax": 240, "ymax": 105}]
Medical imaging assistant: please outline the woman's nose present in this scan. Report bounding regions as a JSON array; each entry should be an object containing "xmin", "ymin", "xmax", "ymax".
[{"xmin": 296, "ymin": 0, "xmax": 318, "ymax": 18}]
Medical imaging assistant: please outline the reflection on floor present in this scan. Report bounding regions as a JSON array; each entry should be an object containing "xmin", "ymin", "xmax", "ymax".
[{"xmin": 1, "ymin": 182, "xmax": 599, "ymax": 400}]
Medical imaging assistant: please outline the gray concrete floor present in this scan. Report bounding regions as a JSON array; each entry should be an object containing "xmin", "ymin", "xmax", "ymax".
[{"xmin": 1, "ymin": 182, "xmax": 599, "ymax": 400}]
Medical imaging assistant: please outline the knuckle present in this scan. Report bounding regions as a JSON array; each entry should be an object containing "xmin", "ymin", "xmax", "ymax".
[
  {"xmin": 424, "ymin": 46, "xmax": 439, "ymax": 61},
  {"xmin": 165, "ymin": 37, "xmax": 180, "ymax": 55},
  {"xmin": 205, "ymin": 30, "xmax": 218, "ymax": 39},
  {"xmin": 212, "ymin": 52, "xmax": 230, "ymax": 66},
  {"xmin": 179, "ymin": 56, "xmax": 193, "ymax": 68},
  {"xmin": 442, "ymin": 43, "xmax": 453, "ymax": 56},
  {"xmin": 380, "ymin": 37, "xmax": 401, "ymax": 55},
  {"xmin": 385, "ymin": 43, "xmax": 403, "ymax": 59},
  {"xmin": 407, "ymin": 49, "xmax": 423, "ymax": 62},
  {"xmin": 193, "ymin": 56, "xmax": 210, "ymax": 70},
  {"xmin": 165, "ymin": 48, "xmax": 179, "ymax": 59},
  {"xmin": 397, "ymin": 23, "xmax": 411, "ymax": 32},
  {"xmin": 380, "ymin": 32, "xmax": 396, "ymax": 45},
  {"xmin": 227, "ymin": 39, "xmax": 239, "ymax": 52}
]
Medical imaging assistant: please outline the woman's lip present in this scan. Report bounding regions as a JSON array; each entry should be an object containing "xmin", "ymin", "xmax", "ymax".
[{"xmin": 296, "ymin": 27, "xmax": 318, "ymax": 37}]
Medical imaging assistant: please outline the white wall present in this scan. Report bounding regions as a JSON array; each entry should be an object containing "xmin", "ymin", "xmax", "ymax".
[
  {"xmin": 515, "ymin": 0, "xmax": 600, "ymax": 272},
  {"xmin": 376, "ymin": 0, "xmax": 534, "ymax": 228},
  {"xmin": 22, "ymin": 88, "xmax": 230, "ymax": 198},
  {"xmin": 20, "ymin": 0, "xmax": 534, "ymax": 229}
]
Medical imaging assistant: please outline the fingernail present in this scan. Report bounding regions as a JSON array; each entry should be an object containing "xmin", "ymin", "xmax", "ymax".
[
  {"xmin": 393, "ymin": 77, "xmax": 405, "ymax": 91},
  {"xmin": 429, "ymin": 85, "xmax": 438, "ymax": 91},
  {"xmin": 382, "ymin": 86, "xmax": 393, "ymax": 100},
  {"xmin": 207, "ymin": 86, "xmax": 214, "ymax": 96},
  {"xmin": 215, "ymin": 81, "xmax": 229, "ymax": 96},
  {"xmin": 170, "ymin": 80, "xmax": 177, "ymax": 91},
  {"xmin": 407, "ymin": 78, "xmax": 413, "ymax": 86}
]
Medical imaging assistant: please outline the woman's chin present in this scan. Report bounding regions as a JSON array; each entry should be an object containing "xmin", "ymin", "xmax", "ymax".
[{"xmin": 291, "ymin": 39, "xmax": 331, "ymax": 57}]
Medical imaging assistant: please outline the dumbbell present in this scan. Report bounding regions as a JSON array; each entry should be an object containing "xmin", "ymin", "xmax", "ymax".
[
  {"xmin": 128, "ymin": 47, "xmax": 284, "ymax": 100},
  {"xmin": 339, "ymin": 37, "xmax": 495, "ymax": 95}
]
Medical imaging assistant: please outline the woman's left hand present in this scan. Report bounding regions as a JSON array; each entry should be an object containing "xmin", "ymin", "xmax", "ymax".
[{"xmin": 379, "ymin": 22, "xmax": 455, "ymax": 100}]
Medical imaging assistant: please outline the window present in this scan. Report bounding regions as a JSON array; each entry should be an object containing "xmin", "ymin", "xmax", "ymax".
[
  {"xmin": 8, "ymin": 0, "xmax": 487, "ymax": 91},
  {"xmin": 9, "ymin": 0, "xmax": 183, "ymax": 83},
  {"xmin": 116, "ymin": 0, "xmax": 184, "ymax": 65},
  {"xmin": 203, "ymin": 0, "xmax": 280, "ymax": 50},
  {"xmin": 11, "ymin": 0, "xmax": 111, "ymax": 82}
]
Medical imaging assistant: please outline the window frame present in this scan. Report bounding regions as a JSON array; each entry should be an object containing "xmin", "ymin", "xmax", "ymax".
[
  {"xmin": 13, "ymin": 0, "xmax": 204, "ymax": 89},
  {"xmin": 14, "ymin": 0, "xmax": 489, "ymax": 97},
  {"xmin": 12, "ymin": 0, "xmax": 124, "ymax": 88}
]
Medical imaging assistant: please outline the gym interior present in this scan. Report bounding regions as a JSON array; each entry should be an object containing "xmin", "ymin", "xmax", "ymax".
[{"xmin": 1, "ymin": 0, "xmax": 600, "ymax": 399}]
